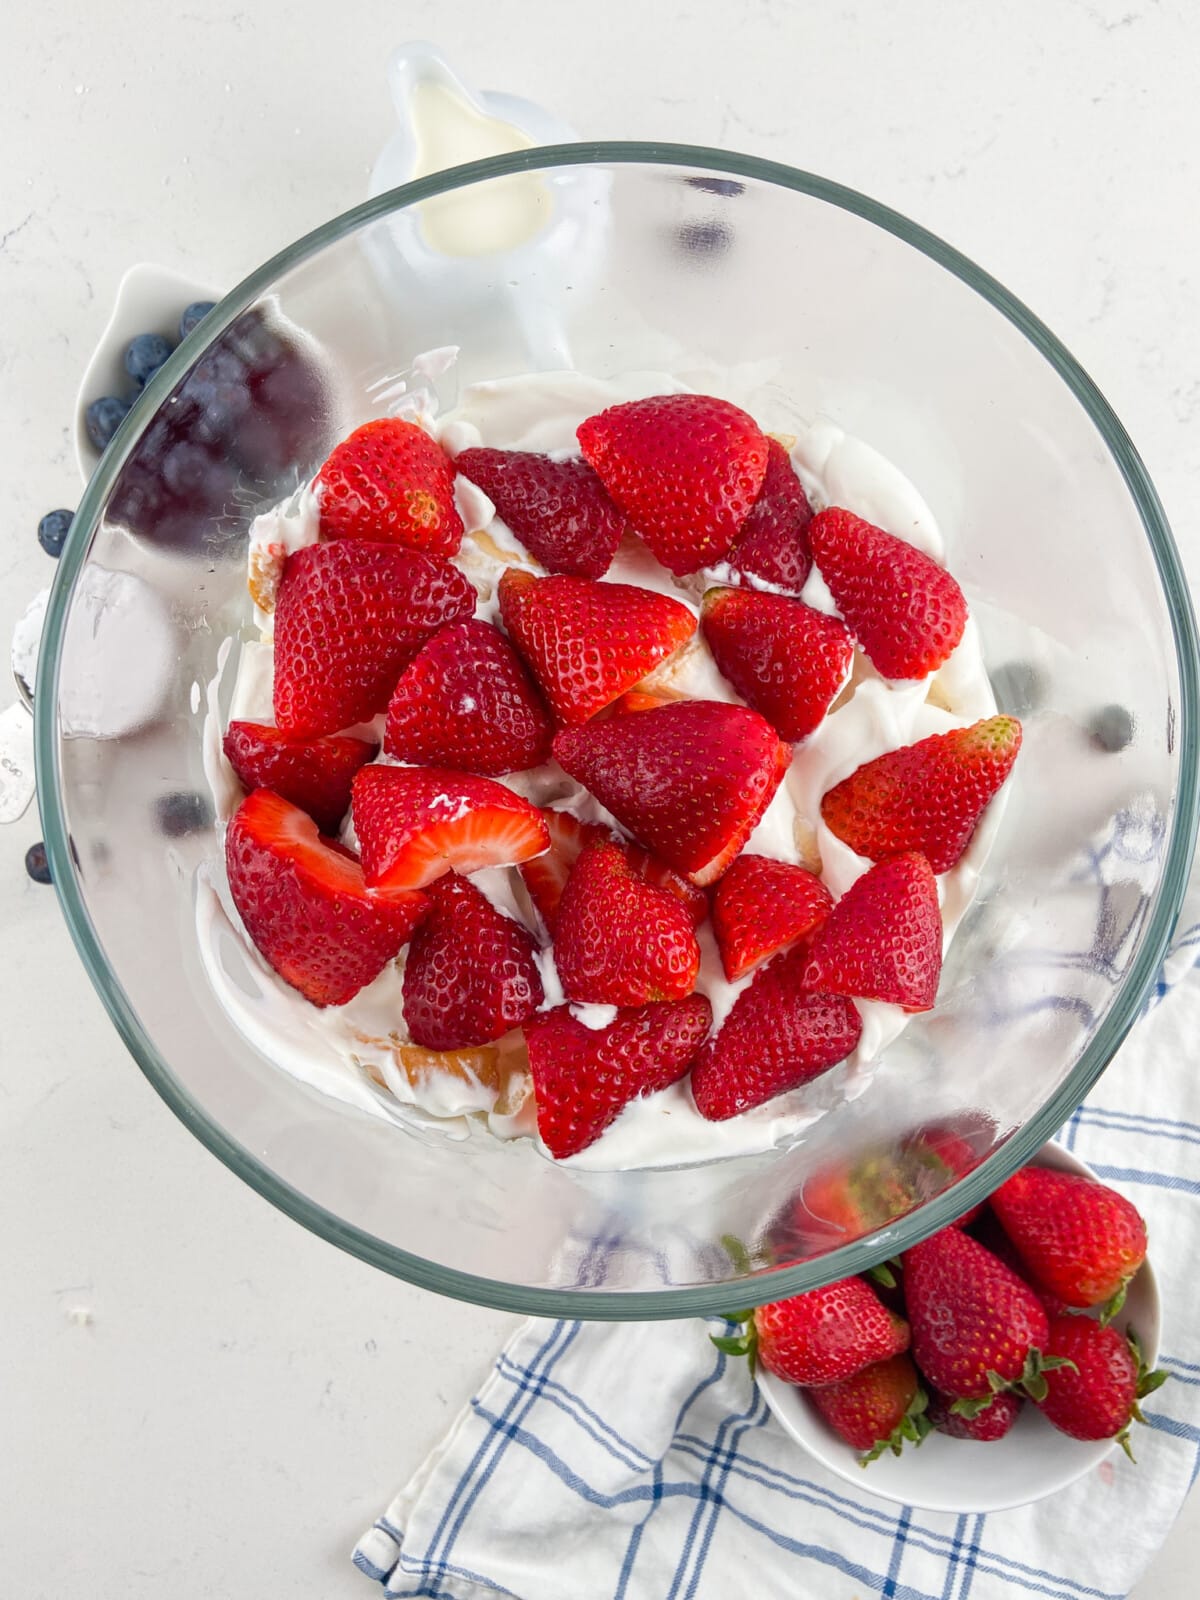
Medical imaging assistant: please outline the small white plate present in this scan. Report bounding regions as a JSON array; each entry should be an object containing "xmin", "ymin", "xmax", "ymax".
[
  {"xmin": 73, "ymin": 261, "xmax": 221, "ymax": 483},
  {"xmin": 758, "ymin": 1143, "xmax": 1161, "ymax": 1513}
]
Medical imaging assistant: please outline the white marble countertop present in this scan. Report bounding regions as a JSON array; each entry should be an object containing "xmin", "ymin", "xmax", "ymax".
[{"xmin": 3, "ymin": 1, "xmax": 1199, "ymax": 1593}]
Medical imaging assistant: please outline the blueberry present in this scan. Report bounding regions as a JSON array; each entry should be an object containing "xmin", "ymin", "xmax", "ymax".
[
  {"xmin": 155, "ymin": 790, "xmax": 212, "ymax": 837},
  {"xmin": 180, "ymin": 301, "xmax": 217, "ymax": 340},
  {"xmin": 676, "ymin": 220, "xmax": 733, "ymax": 257},
  {"xmin": 685, "ymin": 176, "xmax": 745, "ymax": 198},
  {"xmin": 85, "ymin": 394, "xmax": 132, "ymax": 451},
  {"xmin": 1089, "ymin": 704, "xmax": 1135, "ymax": 752},
  {"xmin": 37, "ymin": 508, "xmax": 73, "ymax": 558},
  {"xmin": 991, "ymin": 660, "xmax": 1046, "ymax": 715},
  {"xmin": 25, "ymin": 842, "xmax": 52, "ymax": 885},
  {"xmin": 125, "ymin": 332, "xmax": 174, "ymax": 388}
]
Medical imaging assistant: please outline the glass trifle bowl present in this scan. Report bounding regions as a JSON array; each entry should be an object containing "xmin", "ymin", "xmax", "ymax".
[{"xmin": 35, "ymin": 144, "xmax": 1199, "ymax": 1318}]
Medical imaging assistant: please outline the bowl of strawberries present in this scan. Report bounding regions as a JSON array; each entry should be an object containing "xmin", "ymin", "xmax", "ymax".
[
  {"xmin": 754, "ymin": 1144, "xmax": 1164, "ymax": 1510},
  {"xmin": 34, "ymin": 145, "xmax": 1199, "ymax": 1316}
]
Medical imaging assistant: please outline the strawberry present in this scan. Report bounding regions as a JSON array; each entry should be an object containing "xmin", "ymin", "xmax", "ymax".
[
  {"xmin": 803, "ymin": 852, "xmax": 942, "ymax": 1010},
  {"xmin": 605, "ymin": 688, "xmax": 677, "ymax": 715},
  {"xmin": 497, "ymin": 568, "xmax": 696, "ymax": 726},
  {"xmin": 928, "ymin": 1388, "xmax": 1022, "ymax": 1442},
  {"xmin": 553, "ymin": 838, "xmax": 700, "ymax": 1005},
  {"xmin": 577, "ymin": 393, "xmax": 769, "ymax": 575},
  {"xmin": 225, "ymin": 789, "xmax": 427, "ymax": 1008},
  {"xmin": 273, "ymin": 542, "xmax": 474, "ymax": 737},
  {"xmin": 809, "ymin": 1355, "xmax": 931, "ymax": 1461},
  {"xmin": 553, "ymin": 700, "xmax": 792, "ymax": 885},
  {"xmin": 622, "ymin": 842, "xmax": 709, "ymax": 928},
  {"xmin": 384, "ymin": 618, "xmax": 553, "ymax": 775},
  {"xmin": 715, "ymin": 1277, "xmax": 909, "ymax": 1386},
  {"xmin": 903, "ymin": 1227, "xmax": 1060, "ymax": 1406},
  {"xmin": 1035, "ymin": 1319, "xmax": 1166, "ymax": 1457},
  {"xmin": 316, "ymin": 417, "xmax": 463, "ymax": 555},
  {"xmin": 711, "ymin": 853, "xmax": 833, "ymax": 981},
  {"xmin": 898, "ymin": 1122, "xmax": 989, "ymax": 1227},
  {"xmin": 820, "ymin": 716, "xmax": 1022, "ymax": 874},
  {"xmin": 517, "ymin": 809, "xmax": 706, "ymax": 935},
  {"xmin": 401, "ymin": 871, "xmax": 542, "ymax": 1049},
  {"xmin": 990, "ymin": 1165, "xmax": 1148, "ymax": 1317},
  {"xmin": 518, "ymin": 809, "xmax": 609, "ymax": 933},
  {"xmin": 808, "ymin": 507, "xmax": 967, "ymax": 679},
  {"xmin": 526, "ymin": 996, "xmax": 712, "ymax": 1158},
  {"xmin": 690, "ymin": 942, "xmax": 862, "ymax": 1119},
  {"xmin": 724, "ymin": 436, "xmax": 814, "ymax": 595},
  {"xmin": 700, "ymin": 587, "xmax": 852, "ymax": 742},
  {"xmin": 222, "ymin": 721, "xmax": 377, "ymax": 834},
  {"xmin": 454, "ymin": 448, "xmax": 625, "ymax": 579},
  {"xmin": 351, "ymin": 766, "xmax": 550, "ymax": 890}
]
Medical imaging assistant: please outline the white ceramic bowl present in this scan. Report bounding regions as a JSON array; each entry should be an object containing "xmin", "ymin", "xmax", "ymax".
[{"xmin": 758, "ymin": 1142, "xmax": 1161, "ymax": 1513}]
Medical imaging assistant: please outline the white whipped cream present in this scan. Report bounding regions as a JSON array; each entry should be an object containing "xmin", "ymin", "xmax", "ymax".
[{"xmin": 198, "ymin": 367, "xmax": 1002, "ymax": 1172}]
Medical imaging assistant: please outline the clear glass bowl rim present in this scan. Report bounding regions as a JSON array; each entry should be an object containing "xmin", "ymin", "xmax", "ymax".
[{"xmin": 35, "ymin": 141, "xmax": 1200, "ymax": 1319}]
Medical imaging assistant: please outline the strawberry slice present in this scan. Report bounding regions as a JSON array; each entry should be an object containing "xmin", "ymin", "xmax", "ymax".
[
  {"xmin": 526, "ymin": 996, "xmax": 712, "ymax": 1158},
  {"xmin": 316, "ymin": 417, "xmax": 463, "ymax": 555},
  {"xmin": 820, "ymin": 715, "xmax": 1022, "ymax": 873},
  {"xmin": 402, "ymin": 872, "xmax": 543, "ymax": 1049},
  {"xmin": 225, "ymin": 789, "xmax": 427, "ymax": 1008},
  {"xmin": 577, "ymin": 393, "xmax": 769, "ymax": 576},
  {"xmin": 554, "ymin": 838, "xmax": 701, "ymax": 1005},
  {"xmin": 553, "ymin": 700, "xmax": 791, "ymax": 886},
  {"xmin": 497, "ymin": 568, "xmax": 696, "ymax": 726},
  {"xmin": 384, "ymin": 618, "xmax": 553, "ymax": 775},
  {"xmin": 701, "ymin": 586, "xmax": 852, "ymax": 742},
  {"xmin": 517, "ymin": 808, "xmax": 609, "ymax": 933},
  {"xmin": 351, "ymin": 766, "xmax": 550, "ymax": 890},
  {"xmin": 691, "ymin": 942, "xmax": 862, "ymax": 1120},
  {"xmin": 273, "ymin": 542, "xmax": 475, "ymax": 736},
  {"xmin": 725, "ymin": 436, "xmax": 813, "ymax": 595},
  {"xmin": 223, "ymin": 721, "xmax": 377, "ymax": 834},
  {"xmin": 454, "ymin": 448, "xmax": 625, "ymax": 579},
  {"xmin": 804, "ymin": 852, "xmax": 942, "ymax": 1010},
  {"xmin": 808, "ymin": 508, "xmax": 967, "ymax": 679},
  {"xmin": 711, "ymin": 854, "xmax": 833, "ymax": 981}
]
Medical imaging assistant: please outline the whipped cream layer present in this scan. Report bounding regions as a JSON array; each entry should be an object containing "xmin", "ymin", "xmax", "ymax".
[{"xmin": 198, "ymin": 368, "xmax": 1001, "ymax": 1172}]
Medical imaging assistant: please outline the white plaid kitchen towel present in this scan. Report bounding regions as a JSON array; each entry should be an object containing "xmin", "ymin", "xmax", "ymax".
[{"xmin": 355, "ymin": 876, "xmax": 1200, "ymax": 1600}]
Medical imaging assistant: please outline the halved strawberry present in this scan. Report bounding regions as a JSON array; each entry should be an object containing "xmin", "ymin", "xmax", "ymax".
[
  {"xmin": 402, "ymin": 872, "xmax": 543, "ymax": 1049},
  {"xmin": 225, "ymin": 789, "xmax": 427, "ymax": 1008},
  {"xmin": 273, "ymin": 542, "xmax": 474, "ymax": 736},
  {"xmin": 701, "ymin": 587, "xmax": 852, "ymax": 742},
  {"xmin": 223, "ymin": 721, "xmax": 377, "ymax": 834},
  {"xmin": 623, "ymin": 844, "xmax": 709, "ymax": 928},
  {"xmin": 725, "ymin": 436, "xmax": 813, "ymax": 594},
  {"xmin": 808, "ymin": 508, "xmax": 967, "ymax": 679},
  {"xmin": 820, "ymin": 715, "xmax": 1022, "ymax": 873},
  {"xmin": 351, "ymin": 766, "xmax": 550, "ymax": 890},
  {"xmin": 553, "ymin": 700, "xmax": 791, "ymax": 885},
  {"xmin": 526, "ymin": 996, "xmax": 712, "ymax": 1158},
  {"xmin": 517, "ymin": 808, "xmax": 608, "ymax": 933},
  {"xmin": 804, "ymin": 852, "xmax": 942, "ymax": 1010},
  {"xmin": 711, "ymin": 854, "xmax": 833, "ymax": 981},
  {"xmin": 690, "ymin": 942, "xmax": 862, "ymax": 1120},
  {"xmin": 384, "ymin": 618, "xmax": 553, "ymax": 775},
  {"xmin": 498, "ymin": 568, "xmax": 696, "ymax": 726},
  {"xmin": 578, "ymin": 393, "xmax": 769, "ymax": 575},
  {"xmin": 605, "ymin": 688, "xmax": 678, "ymax": 715},
  {"xmin": 554, "ymin": 838, "xmax": 700, "ymax": 1005},
  {"xmin": 316, "ymin": 417, "xmax": 463, "ymax": 555},
  {"xmin": 517, "ymin": 809, "xmax": 707, "ymax": 934},
  {"xmin": 454, "ymin": 448, "xmax": 625, "ymax": 579}
]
